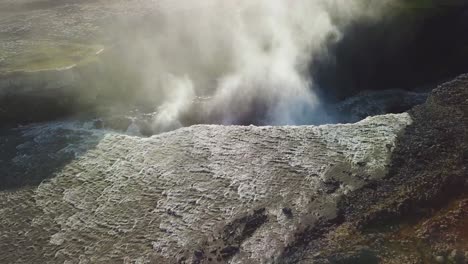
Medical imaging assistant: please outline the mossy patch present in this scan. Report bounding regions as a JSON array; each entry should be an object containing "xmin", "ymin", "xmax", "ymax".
[{"xmin": 0, "ymin": 40, "xmax": 103, "ymax": 73}]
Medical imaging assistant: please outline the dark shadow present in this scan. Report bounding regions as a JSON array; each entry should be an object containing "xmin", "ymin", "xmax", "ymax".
[
  {"xmin": 327, "ymin": 249, "xmax": 380, "ymax": 264},
  {"xmin": 0, "ymin": 91, "xmax": 81, "ymax": 127},
  {"xmin": 313, "ymin": 3, "xmax": 468, "ymax": 101},
  {"xmin": 328, "ymin": 74, "xmax": 468, "ymax": 263},
  {"xmin": 0, "ymin": 121, "xmax": 105, "ymax": 191},
  {"xmin": 351, "ymin": 74, "xmax": 468, "ymax": 230},
  {"xmin": 276, "ymin": 74, "xmax": 468, "ymax": 263}
]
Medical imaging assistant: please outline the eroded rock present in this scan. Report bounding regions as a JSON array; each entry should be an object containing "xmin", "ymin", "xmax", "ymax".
[
  {"xmin": 1, "ymin": 74, "xmax": 467, "ymax": 263},
  {"xmin": 0, "ymin": 112, "xmax": 411, "ymax": 263}
]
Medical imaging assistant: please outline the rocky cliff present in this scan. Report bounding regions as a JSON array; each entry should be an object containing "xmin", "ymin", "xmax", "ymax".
[{"xmin": 0, "ymin": 74, "xmax": 467, "ymax": 263}]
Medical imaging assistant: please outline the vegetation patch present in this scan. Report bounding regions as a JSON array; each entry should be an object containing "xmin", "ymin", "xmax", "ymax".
[{"xmin": 0, "ymin": 40, "xmax": 103, "ymax": 73}]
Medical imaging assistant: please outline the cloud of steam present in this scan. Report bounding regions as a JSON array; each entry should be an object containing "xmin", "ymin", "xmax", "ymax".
[{"xmin": 111, "ymin": 0, "xmax": 391, "ymax": 132}]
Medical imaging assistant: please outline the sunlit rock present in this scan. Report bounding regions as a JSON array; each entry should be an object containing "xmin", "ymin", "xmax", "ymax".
[{"xmin": 0, "ymin": 113, "xmax": 411, "ymax": 263}]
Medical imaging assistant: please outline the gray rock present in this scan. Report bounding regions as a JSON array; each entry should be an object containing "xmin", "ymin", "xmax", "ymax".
[{"xmin": 0, "ymin": 113, "xmax": 411, "ymax": 263}]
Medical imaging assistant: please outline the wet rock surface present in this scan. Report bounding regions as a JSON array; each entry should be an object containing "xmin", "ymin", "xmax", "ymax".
[
  {"xmin": 0, "ymin": 0, "xmax": 467, "ymax": 262},
  {"xmin": 0, "ymin": 74, "xmax": 467, "ymax": 263},
  {"xmin": 0, "ymin": 108, "xmax": 411, "ymax": 263}
]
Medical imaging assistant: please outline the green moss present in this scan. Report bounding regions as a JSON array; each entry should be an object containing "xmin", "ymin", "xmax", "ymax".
[{"xmin": 0, "ymin": 41, "xmax": 104, "ymax": 73}]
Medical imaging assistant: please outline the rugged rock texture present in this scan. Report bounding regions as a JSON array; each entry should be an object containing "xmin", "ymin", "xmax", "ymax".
[
  {"xmin": 296, "ymin": 74, "xmax": 468, "ymax": 264},
  {"xmin": 0, "ymin": 108, "xmax": 411, "ymax": 262},
  {"xmin": 1, "ymin": 74, "xmax": 467, "ymax": 263}
]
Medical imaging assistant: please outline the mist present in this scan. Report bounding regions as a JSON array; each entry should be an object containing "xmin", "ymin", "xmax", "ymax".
[{"xmin": 107, "ymin": 0, "xmax": 392, "ymax": 133}]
